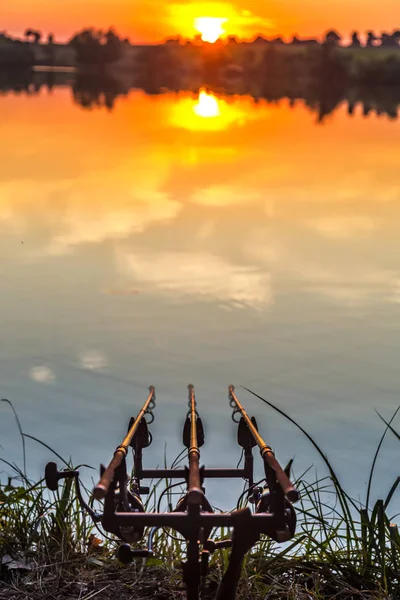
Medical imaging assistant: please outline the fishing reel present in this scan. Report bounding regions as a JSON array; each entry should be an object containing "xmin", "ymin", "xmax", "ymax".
[
  {"xmin": 255, "ymin": 487, "xmax": 297, "ymax": 541},
  {"xmin": 101, "ymin": 418, "xmax": 154, "ymax": 544},
  {"xmin": 109, "ymin": 477, "xmax": 146, "ymax": 543}
]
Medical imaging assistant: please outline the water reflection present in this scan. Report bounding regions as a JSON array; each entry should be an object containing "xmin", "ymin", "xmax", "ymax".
[
  {"xmin": 0, "ymin": 81, "xmax": 399, "ymax": 504},
  {"xmin": 194, "ymin": 89, "xmax": 220, "ymax": 118},
  {"xmin": 116, "ymin": 249, "xmax": 272, "ymax": 310},
  {"xmin": 2, "ymin": 70, "xmax": 400, "ymax": 123},
  {"xmin": 170, "ymin": 88, "xmax": 249, "ymax": 132},
  {"xmin": 29, "ymin": 366, "xmax": 56, "ymax": 384},
  {"xmin": 1, "ymin": 86, "xmax": 399, "ymax": 310},
  {"xmin": 72, "ymin": 73, "xmax": 130, "ymax": 111},
  {"xmin": 80, "ymin": 350, "xmax": 108, "ymax": 372}
]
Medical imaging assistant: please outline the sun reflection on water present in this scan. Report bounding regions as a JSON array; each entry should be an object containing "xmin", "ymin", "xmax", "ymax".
[
  {"xmin": 170, "ymin": 88, "xmax": 248, "ymax": 131},
  {"xmin": 193, "ymin": 89, "xmax": 220, "ymax": 118}
]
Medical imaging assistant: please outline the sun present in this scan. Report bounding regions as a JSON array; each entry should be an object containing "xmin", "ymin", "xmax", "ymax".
[{"xmin": 194, "ymin": 17, "xmax": 227, "ymax": 43}]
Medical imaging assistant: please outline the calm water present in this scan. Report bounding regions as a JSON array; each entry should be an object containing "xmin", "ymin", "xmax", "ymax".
[{"xmin": 1, "ymin": 87, "xmax": 399, "ymax": 507}]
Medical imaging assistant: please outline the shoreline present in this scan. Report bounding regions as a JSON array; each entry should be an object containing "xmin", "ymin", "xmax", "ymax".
[{"xmin": 1, "ymin": 400, "xmax": 399, "ymax": 599}]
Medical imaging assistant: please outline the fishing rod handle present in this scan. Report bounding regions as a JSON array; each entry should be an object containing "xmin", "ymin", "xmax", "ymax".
[
  {"xmin": 93, "ymin": 446, "xmax": 126, "ymax": 500},
  {"xmin": 188, "ymin": 450, "xmax": 203, "ymax": 505},
  {"xmin": 261, "ymin": 447, "xmax": 299, "ymax": 503}
]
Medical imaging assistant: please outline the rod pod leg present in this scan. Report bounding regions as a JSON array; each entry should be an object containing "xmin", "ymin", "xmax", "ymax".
[
  {"xmin": 183, "ymin": 539, "xmax": 201, "ymax": 600},
  {"xmin": 215, "ymin": 509, "xmax": 260, "ymax": 600}
]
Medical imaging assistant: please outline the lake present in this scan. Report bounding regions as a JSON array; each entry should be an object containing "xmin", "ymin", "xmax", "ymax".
[{"xmin": 0, "ymin": 83, "xmax": 399, "ymax": 509}]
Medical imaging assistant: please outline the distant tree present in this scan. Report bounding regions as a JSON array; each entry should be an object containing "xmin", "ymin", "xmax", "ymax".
[
  {"xmin": 45, "ymin": 71, "xmax": 55, "ymax": 93},
  {"xmin": 263, "ymin": 45, "xmax": 278, "ymax": 76},
  {"xmin": 380, "ymin": 32, "xmax": 398, "ymax": 47},
  {"xmin": 103, "ymin": 29, "xmax": 123, "ymax": 62},
  {"xmin": 46, "ymin": 33, "xmax": 55, "ymax": 65},
  {"xmin": 245, "ymin": 48, "xmax": 255, "ymax": 65},
  {"xmin": 253, "ymin": 35, "xmax": 269, "ymax": 45},
  {"xmin": 165, "ymin": 35, "xmax": 182, "ymax": 45},
  {"xmin": 291, "ymin": 35, "xmax": 301, "ymax": 45},
  {"xmin": 69, "ymin": 28, "xmax": 100, "ymax": 63},
  {"xmin": 350, "ymin": 31, "xmax": 361, "ymax": 47},
  {"xmin": 324, "ymin": 30, "xmax": 342, "ymax": 45},
  {"xmin": 201, "ymin": 41, "xmax": 230, "ymax": 79},
  {"xmin": 270, "ymin": 37, "xmax": 285, "ymax": 45},
  {"xmin": 227, "ymin": 35, "xmax": 239, "ymax": 44},
  {"xmin": 69, "ymin": 28, "xmax": 123, "ymax": 65},
  {"xmin": 0, "ymin": 35, "xmax": 35, "ymax": 66},
  {"xmin": 347, "ymin": 101, "xmax": 356, "ymax": 116},
  {"xmin": 72, "ymin": 72, "xmax": 128, "ymax": 111},
  {"xmin": 24, "ymin": 29, "xmax": 41, "ymax": 43},
  {"xmin": 366, "ymin": 31, "xmax": 377, "ymax": 47},
  {"xmin": 392, "ymin": 30, "xmax": 400, "ymax": 44}
]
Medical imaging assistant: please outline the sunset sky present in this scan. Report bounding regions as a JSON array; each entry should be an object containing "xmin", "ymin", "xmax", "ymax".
[{"xmin": 4, "ymin": 0, "xmax": 400, "ymax": 43}]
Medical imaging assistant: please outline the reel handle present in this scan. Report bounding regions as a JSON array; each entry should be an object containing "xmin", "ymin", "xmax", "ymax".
[
  {"xmin": 118, "ymin": 543, "xmax": 153, "ymax": 564},
  {"xmin": 45, "ymin": 462, "xmax": 79, "ymax": 491}
]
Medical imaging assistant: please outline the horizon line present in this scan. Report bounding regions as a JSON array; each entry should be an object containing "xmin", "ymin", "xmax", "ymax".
[{"xmin": 3, "ymin": 26, "xmax": 400, "ymax": 46}]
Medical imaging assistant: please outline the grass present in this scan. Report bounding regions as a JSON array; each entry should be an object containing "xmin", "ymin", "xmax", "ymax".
[{"xmin": 1, "ymin": 393, "xmax": 400, "ymax": 599}]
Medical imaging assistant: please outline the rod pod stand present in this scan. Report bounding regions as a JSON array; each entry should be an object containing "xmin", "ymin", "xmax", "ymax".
[{"xmin": 43, "ymin": 385, "xmax": 299, "ymax": 600}]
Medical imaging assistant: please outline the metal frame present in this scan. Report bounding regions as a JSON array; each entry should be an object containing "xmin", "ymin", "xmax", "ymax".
[{"xmin": 45, "ymin": 385, "xmax": 299, "ymax": 600}]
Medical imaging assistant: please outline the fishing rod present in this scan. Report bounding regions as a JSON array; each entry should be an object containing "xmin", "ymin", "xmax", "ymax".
[
  {"xmin": 229, "ymin": 385, "xmax": 299, "ymax": 504},
  {"xmin": 44, "ymin": 385, "xmax": 299, "ymax": 600},
  {"xmin": 185, "ymin": 384, "xmax": 204, "ymax": 506},
  {"xmin": 93, "ymin": 385, "xmax": 156, "ymax": 500},
  {"xmin": 214, "ymin": 387, "xmax": 299, "ymax": 600}
]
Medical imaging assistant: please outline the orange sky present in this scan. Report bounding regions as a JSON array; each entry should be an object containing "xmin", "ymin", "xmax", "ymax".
[{"xmin": 3, "ymin": 0, "xmax": 400, "ymax": 43}]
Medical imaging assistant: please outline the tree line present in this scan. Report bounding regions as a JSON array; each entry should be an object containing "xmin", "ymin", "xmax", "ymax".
[
  {"xmin": 165, "ymin": 29, "xmax": 400, "ymax": 48},
  {"xmin": 0, "ymin": 28, "xmax": 127, "ymax": 67},
  {"xmin": 1, "ymin": 26, "xmax": 400, "ymax": 70}
]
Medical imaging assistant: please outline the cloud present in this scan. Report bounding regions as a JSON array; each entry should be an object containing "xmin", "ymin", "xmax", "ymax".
[
  {"xmin": 389, "ymin": 280, "xmax": 400, "ymax": 305},
  {"xmin": 47, "ymin": 188, "xmax": 181, "ymax": 255},
  {"xmin": 234, "ymin": 9, "xmax": 277, "ymax": 36},
  {"xmin": 116, "ymin": 249, "xmax": 273, "ymax": 310},
  {"xmin": 29, "ymin": 366, "xmax": 55, "ymax": 384},
  {"xmin": 242, "ymin": 232, "xmax": 400, "ymax": 309},
  {"xmin": 283, "ymin": 262, "xmax": 399, "ymax": 308},
  {"xmin": 79, "ymin": 350, "xmax": 108, "ymax": 371},
  {"xmin": 191, "ymin": 184, "xmax": 262, "ymax": 207},
  {"xmin": 0, "ymin": 180, "xmax": 181, "ymax": 257},
  {"xmin": 303, "ymin": 216, "xmax": 377, "ymax": 240},
  {"xmin": 167, "ymin": 1, "xmax": 277, "ymax": 39}
]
